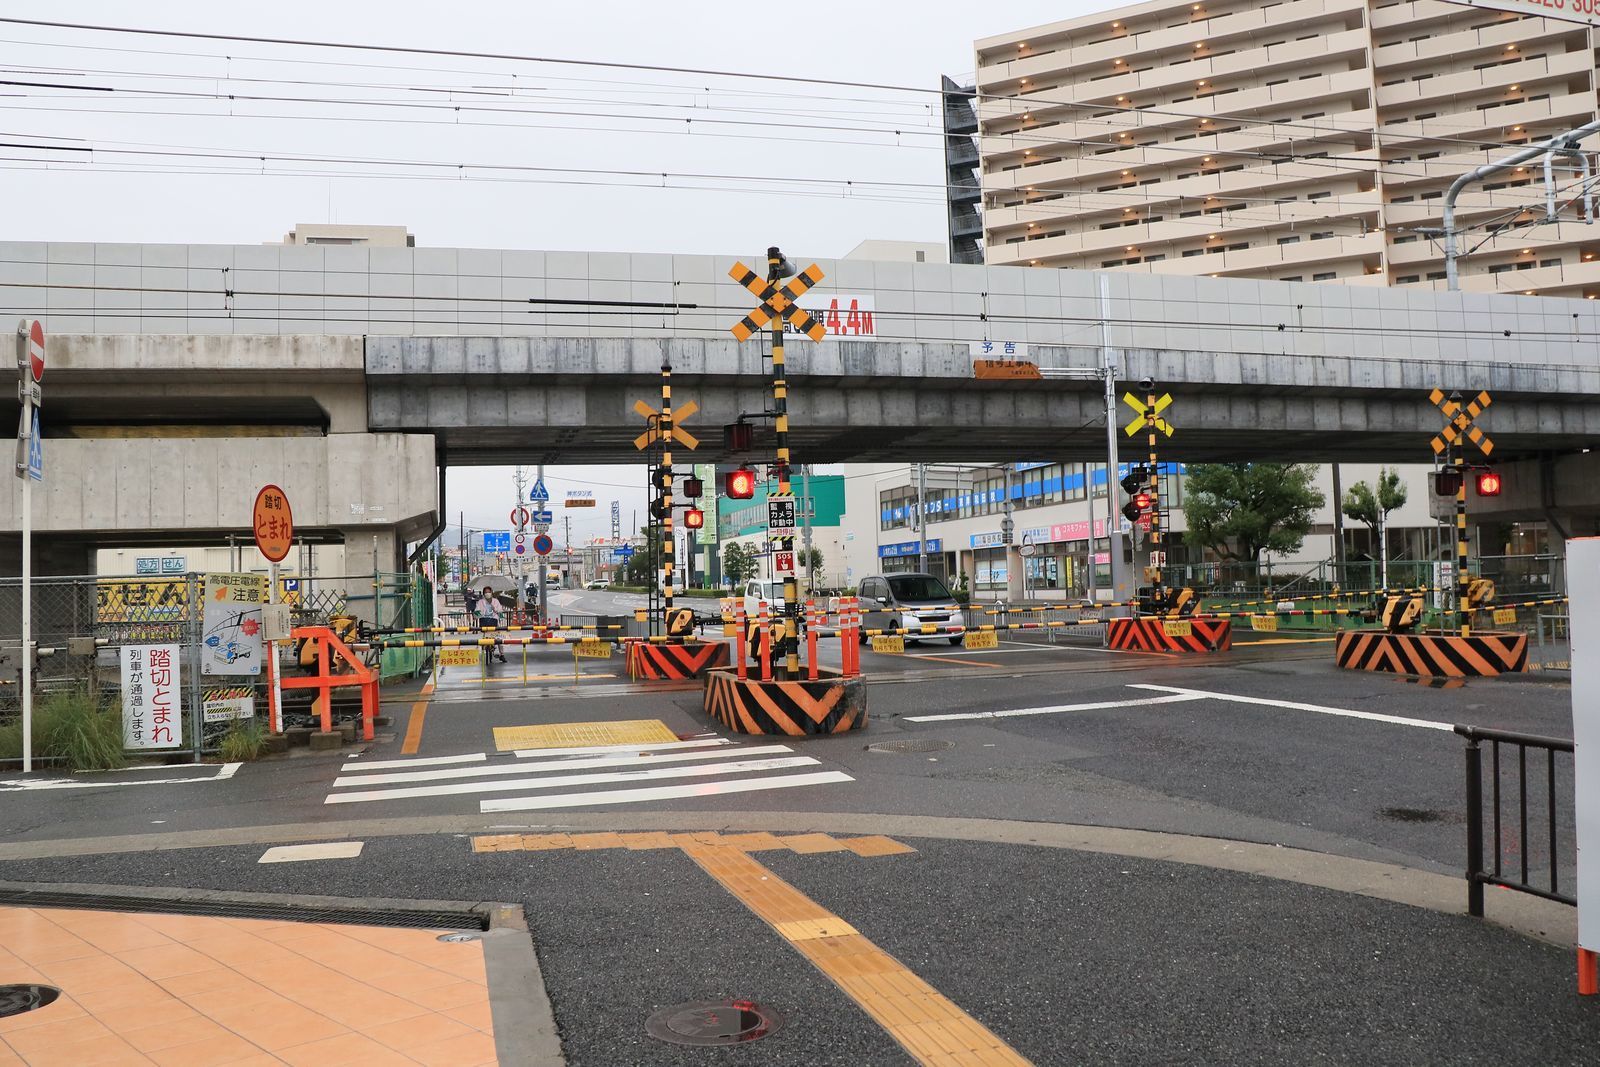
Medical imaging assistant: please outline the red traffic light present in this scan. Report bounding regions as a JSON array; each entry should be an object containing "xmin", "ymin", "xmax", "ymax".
[
  {"xmin": 1476, "ymin": 471, "xmax": 1502, "ymax": 497},
  {"xmin": 726, "ymin": 467, "xmax": 756, "ymax": 499},
  {"xmin": 1132, "ymin": 491, "xmax": 1152, "ymax": 511},
  {"xmin": 684, "ymin": 507, "xmax": 705, "ymax": 529},
  {"xmin": 682, "ymin": 476, "xmax": 703, "ymax": 500}
]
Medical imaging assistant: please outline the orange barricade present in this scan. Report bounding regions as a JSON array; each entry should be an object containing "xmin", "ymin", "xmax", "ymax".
[
  {"xmin": 279, "ymin": 625, "xmax": 378, "ymax": 740},
  {"xmin": 806, "ymin": 599, "xmax": 819, "ymax": 681},
  {"xmin": 734, "ymin": 601, "xmax": 748, "ymax": 682},
  {"xmin": 758, "ymin": 601, "xmax": 772, "ymax": 682}
]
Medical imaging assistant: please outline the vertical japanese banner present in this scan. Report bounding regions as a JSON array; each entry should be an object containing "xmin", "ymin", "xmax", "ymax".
[
  {"xmin": 695, "ymin": 463, "xmax": 717, "ymax": 546},
  {"xmin": 201, "ymin": 573, "xmax": 267, "ymax": 676},
  {"xmin": 121, "ymin": 643, "xmax": 182, "ymax": 750}
]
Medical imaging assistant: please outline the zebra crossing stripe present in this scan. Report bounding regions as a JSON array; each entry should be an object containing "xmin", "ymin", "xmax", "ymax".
[
  {"xmin": 332, "ymin": 744, "xmax": 794, "ymax": 789},
  {"xmin": 511, "ymin": 737, "xmax": 732, "ymax": 759},
  {"xmin": 479, "ymin": 771, "xmax": 855, "ymax": 812},
  {"xmin": 326, "ymin": 756, "xmax": 823, "ymax": 805}
]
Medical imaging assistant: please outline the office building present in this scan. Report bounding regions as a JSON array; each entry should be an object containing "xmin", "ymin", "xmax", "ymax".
[{"xmin": 973, "ymin": 0, "xmax": 1600, "ymax": 295}]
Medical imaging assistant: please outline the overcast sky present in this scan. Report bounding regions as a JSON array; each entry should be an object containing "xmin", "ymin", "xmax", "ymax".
[{"xmin": 4, "ymin": 0, "xmax": 1088, "ymax": 546}]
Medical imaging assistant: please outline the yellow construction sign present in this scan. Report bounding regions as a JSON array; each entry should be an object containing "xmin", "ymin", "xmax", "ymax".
[
  {"xmin": 871, "ymin": 635, "xmax": 905, "ymax": 654},
  {"xmin": 574, "ymin": 639, "xmax": 613, "ymax": 659},
  {"xmin": 963, "ymin": 630, "xmax": 999, "ymax": 650},
  {"xmin": 1250, "ymin": 615, "xmax": 1279, "ymax": 632},
  {"xmin": 1162, "ymin": 620, "xmax": 1193, "ymax": 637},
  {"xmin": 438, "ymin": 647, "xmax": 481, "ymax": 667}
]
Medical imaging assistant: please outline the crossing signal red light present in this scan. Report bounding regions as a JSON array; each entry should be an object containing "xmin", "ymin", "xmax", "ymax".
[
  {"xmin": 684, "ymin": 507, "xmax": 705, "ymax": 529},
  {"xmin": 727, "ymin": 467, "xmax": 756, "ymax": 499},
  {"xmin": 1476, "ymin": 471, "xmax": 1502, "ymax": 497},
  {"xmin": 1133, "ymin": 491, "xmax": 1152, "ymax": 511},
  {"xmin": 682, "ymin": 476, "xmax": 703, "ymax": 500}
]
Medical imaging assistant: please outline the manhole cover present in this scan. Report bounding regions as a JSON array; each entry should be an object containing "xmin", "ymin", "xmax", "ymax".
[
  {"xmin": 0, "ymin": 985, "xmax": 60, "ymax": 1019},
  {"xmin": 867, "ymin": 739, "xmax": 954, "ymax": 754},
  {"xmin": 437, "ymin": 931, "xmax": 482, "ymax": 943},
  {"xmin": 645, "ymin": 999, "xmax": 783, "ymax": 1047},
  {"xmin": 1380, "ymin": 807, "xmax": 1445, "ymax": 823}
]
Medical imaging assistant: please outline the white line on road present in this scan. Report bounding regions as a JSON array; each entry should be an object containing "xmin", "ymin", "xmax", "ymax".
[
  {"xmin": 1128, "ymin": 683, "xmax": 1456, "ymax": 732},
  {"xmin": 479, "ymin": 771, "xmax": 855, "ymax": 812},
  {"xmin": 342, "ymin": 752, "xmax": 488, "ymax": 772},
  {"xmin": 0, "ymin": 763, "xmax": 241, "ymax": 791},
  {"xmin": 332, "ymin": 744, "xmax": 795, "ymax": 788},
  {"xmin": 259, "ymin": 842, "xmax": 364, "ymax": 863},
  {"xmin": 326, "ymin": 756, "xmax": 822, "ymax": 804},
  {"xmin": 511, "ymin": 737, "xmax": 732, "ymax": 759},
  {"xmin": 904, "ymin": 693, "xmax": 1205, "ymax": 723}
]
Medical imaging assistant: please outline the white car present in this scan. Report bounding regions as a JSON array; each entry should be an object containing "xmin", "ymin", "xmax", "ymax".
[{"xmin": 585, "ymin": 578, "xmax": 610, "ymax": 590}]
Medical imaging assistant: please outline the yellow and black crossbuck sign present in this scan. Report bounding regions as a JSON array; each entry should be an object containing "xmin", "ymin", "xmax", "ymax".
[
  {"xmin": 1429, "ymin": 388, "xmax": 1493, "ymax": 457},
  {"xmin": 1123, "ymin": 392, "xmax": 1175, "ymax": 438},
  {"xmin": 728, "ymin": 261, "xmax": 827, "ymax": 342},
  {"xmin": 632, "ymin": 399, "xmax": 699, "ymax": 451}
]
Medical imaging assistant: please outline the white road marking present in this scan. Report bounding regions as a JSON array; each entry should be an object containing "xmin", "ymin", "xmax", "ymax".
[
  {"xmin": 258, "ymin": 842, "xmax": 364, "ymax": 863},
  {"xmin": 343, "ymin": 752, "xmax": 487, "ymax": 772},
  {"xmin": 1128, "ymin": 683, "xmax": 1456, "ymax": 732},
  {"xmin": 326, "ymin": 756, "xmax": 822, "ymax": 804},
  {"xmin": 905, "ymin": 693, "xmax": 1205, "ymax": 723},
  {"xmin": 332, "ymin": 744, "xmax": 794, "ymax": 788},
  {"xmin": 511, "ymin": 737, "xmax": 732, "ymax": 759},
  {"xmin": 479, "ymin": 771, "xmax": 855, "ymax": 811},
  {"xmin": 0, "ymin": 763, "xmax": 241, "ymax": 790}
]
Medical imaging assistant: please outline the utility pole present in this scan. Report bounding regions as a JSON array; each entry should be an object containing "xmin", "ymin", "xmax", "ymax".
[
  {"xmin": 536, "ymin": 463, "xmax": 547, "ymax": 623},
  {"xmin": 1331, "ymin": 462, "xmax": 1345, "ymax": 589},
  {"xmin": 1085, "ymin": 459, "xmax": 1098, "ymax": 600},
  {"xmin": 915, "ymin": 463, "xmax": 927, "ymax": 574},
  {"xmin": 1099, "ymin": 276, "xmax": 1128, "ymax": 607},
  {"xmin": 768, "ymin": 247, "xmax": 799, "ymax": 679},
  {"xmin": 801, "ymin": 465, "xmax": 815, "ymax": 593},
  {"xmin": 513, "ymin": 466, "xmax": 528, "ymax": 617},
  {"xmin": 458, "ymin": 510, "xmax": 466, "ymax": 591}
]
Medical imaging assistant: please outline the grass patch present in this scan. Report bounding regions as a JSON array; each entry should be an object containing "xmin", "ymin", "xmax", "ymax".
[
  {"xmin": 218, "ymin": 717, "xmax": 268, "ymax": 762},
  {"xmin": 0, "ymin": 688, "xmax": 128, "ymax": 770}
]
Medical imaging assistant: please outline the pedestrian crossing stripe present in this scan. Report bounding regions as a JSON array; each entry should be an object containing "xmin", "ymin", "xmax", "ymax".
[{"xmin": 325, "ymin": 737, "xmax": 853, "ymax": 811}]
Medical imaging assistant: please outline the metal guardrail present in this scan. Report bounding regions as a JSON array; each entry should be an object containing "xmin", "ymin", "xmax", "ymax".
[{"xmin": 1454, "ymin": 724, "xmax": 1575, "ymax": 917}]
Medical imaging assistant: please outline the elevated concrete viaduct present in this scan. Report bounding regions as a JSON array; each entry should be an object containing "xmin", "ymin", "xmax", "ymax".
[{"xmin": 5, "ymin": 239, "xmax": 1600, "ymax": 572}]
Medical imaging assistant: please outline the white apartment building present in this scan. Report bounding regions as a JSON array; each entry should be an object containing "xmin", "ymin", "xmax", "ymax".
[
  {"xmin": 841, "ymin": 461, "xmax": 1457, "ymax": 601},
  {"xmin": 973, "ymin": 0, "xmax": 1600, "ymax": 296}
]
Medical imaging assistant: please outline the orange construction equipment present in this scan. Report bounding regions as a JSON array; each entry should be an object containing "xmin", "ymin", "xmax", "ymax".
[{"xmin": 280, "ymin": 625, "xmax": 377, "ymax": 740}]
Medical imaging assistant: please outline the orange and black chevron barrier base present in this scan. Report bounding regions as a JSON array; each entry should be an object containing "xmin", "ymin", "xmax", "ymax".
[
  {"xmin": 626, "ymin": 639, "xmax": 732, "ymax": 681},
  {"xmin": 1335, "ymin": 629, "xmax": 1527, "ymax": 677},
  {"xmin": 1107, "ymin": 617, "xmax": 1232, "ymax": 653},
  {"xmin": 703, "ymin": 667, "xmax": 868, "ymax": 736}
]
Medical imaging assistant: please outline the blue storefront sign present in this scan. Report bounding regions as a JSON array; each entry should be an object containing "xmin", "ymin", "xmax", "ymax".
[{"xmin": 877, "ymin": 539, "xmax": 942, "ymax": 558}]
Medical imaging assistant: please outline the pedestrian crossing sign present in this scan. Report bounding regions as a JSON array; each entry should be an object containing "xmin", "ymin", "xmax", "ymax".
[{"xmin": 26, "ymin": 408, "xmax": 41, "ymax": 481}]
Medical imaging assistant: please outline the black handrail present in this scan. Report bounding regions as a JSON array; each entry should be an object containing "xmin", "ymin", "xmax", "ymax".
[{"xmin": 1453, "ymin": 724, "xmax": 1575, "ymax": 917}]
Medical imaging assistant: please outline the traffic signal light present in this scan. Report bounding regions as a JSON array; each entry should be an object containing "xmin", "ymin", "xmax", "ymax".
[
  {"xmin": 683, "ymin": 507, "xmax": 705, "ymax": 529},
  {"xmin": 726, "ymin": 467, "xmax": 756, "ymax": 499},
  {"xmin": 1476, "ymin": 471, "xmax": 1502, "ymax": 497},
  {"xmin": 1119, "ymin": 465, "xmax": 1150, "ymax": 495},
  {"xmin": 1121, "ymin": 490, "xmax": 1153, "ymax": 522},
  {"xmin": 682, "ymin": 476, "xmax": 703, "ymax": 500},
  {"xmin": 1435, "ymin": 470, "xmax": 1463, "ymax": 496}
]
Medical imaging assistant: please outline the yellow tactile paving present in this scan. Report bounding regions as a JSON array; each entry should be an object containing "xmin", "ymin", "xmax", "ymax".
[
  {"xmin": 491, "ymin": 718, "xmax": 678, "ymax": 751},
  {"xmin": 0, "ymin": 904, "xmax": 498, "ymax": 1067},
  {"xmin": 469, "ymin": 830, "xmax": 921, "ymax": 859},
  {"xmin": 678, "ymin": 843, "xmax": 1032, "ymax": 1067},
  {"xmin": 843, "ymin": 835, "xmax": 920, "ymax": 857},
  {"xmin": 778, "ymin": 832, "xmax": 853, "ymax": 854}
]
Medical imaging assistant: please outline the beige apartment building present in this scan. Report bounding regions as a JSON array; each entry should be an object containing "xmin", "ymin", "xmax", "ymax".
[{"xmin": 974, "ymin": 0, "xmax": 1600, "ymax": 296}]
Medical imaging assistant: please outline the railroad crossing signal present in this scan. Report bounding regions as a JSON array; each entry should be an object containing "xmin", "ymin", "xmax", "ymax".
[
  {"xmin": 633, "ymin": 399, "xmax": 700, "ymax": 451},
  {"xmin": 1123, "ymin": 392, "xmax": 1175, "ymax": 438},
  {"xmin": 1429, "ymin": 388, "xmax": 1493, "ymax": 456},
  {"xmin": 728, "ymin": 261, "xmax": 827, "ymax": 342}
]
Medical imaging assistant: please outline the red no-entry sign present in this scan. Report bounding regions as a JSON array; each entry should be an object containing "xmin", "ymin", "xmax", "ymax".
[{"xmin": 26, "ymin": 320, "xmax": 43, "ymax": 383}]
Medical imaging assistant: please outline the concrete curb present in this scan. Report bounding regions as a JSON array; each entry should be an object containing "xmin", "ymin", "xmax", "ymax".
[{"xmin": 0, "ymin": 811, "xmax": 1574, "ymax": 947}]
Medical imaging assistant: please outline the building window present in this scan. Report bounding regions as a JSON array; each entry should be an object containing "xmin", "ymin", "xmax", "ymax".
[
  {"xmin": 1397, "ymin": 275, "xmax": 1420, "ymax": 284},
  {"xmin": 1313, "ymin": 271, "xmax": 1337, "ymax": 281},
  {"xmin": 1278, "ymin": 235, "xmax": 1301, "ymax": 245}
]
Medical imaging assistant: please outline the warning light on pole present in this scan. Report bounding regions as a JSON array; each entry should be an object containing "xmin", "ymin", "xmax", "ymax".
[
  {"xmin": 1118, "ymin": 465, "xmax": 1149, "ymax": 495},
  {"xmin": 1121, "ymin": 491, "xmax": 1153, "ymax": 522},
  {"xmin": 1476, "ymin": 471, "xmax": 1502, "ymax": 497},
  {"xmin": 726, "ymin": 467, "xmax": 756, "ymax": 499},
  {"xmin": 684, "ymin": 507, "xmax": 705, "ymax": 529},
  {"xmin": 682, "ymin": 476, "xmax": 703, "ymax": 500}
]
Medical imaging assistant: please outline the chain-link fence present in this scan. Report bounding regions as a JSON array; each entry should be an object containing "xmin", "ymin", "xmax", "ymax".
[{"xmin": 0, "ymin": 569, "xmax": 433, "ymax": 764}]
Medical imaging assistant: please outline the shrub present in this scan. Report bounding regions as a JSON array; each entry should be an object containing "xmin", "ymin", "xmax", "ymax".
[
  {"xmin": 218, "ymin": 717, "xmax": 268, "ymax": 762},
  {"xmin": 19, "ymin": 688, "xmax": 128, "ymax": 771}
]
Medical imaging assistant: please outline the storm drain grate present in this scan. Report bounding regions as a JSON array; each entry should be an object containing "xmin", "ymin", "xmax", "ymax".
[
  {"xmin": 646, "ymin": 1000, "xmax": 783, "ymax": 1047},
  {"xmin": 0, "ymin": 985, "xmax": 60, "ymax": 1019},
  {"xmin": 0, "ymin": 889, "xmax": 488, "ymax": 931},
  {"xmin": 867, "ymin": 739, "xmax": 955, "ymax": 754}
]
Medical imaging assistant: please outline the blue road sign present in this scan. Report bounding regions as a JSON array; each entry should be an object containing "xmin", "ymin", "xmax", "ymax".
[
  {"xmin": 284, "ymin": 578, "xmax": 301, "ymax": 591},
  {"xmin": 532, "ymin": 533, "xmax": 554, "ymax": 556},
  {"xmin": 530, "ymin": 509, "xmax": 553, "ymax": 525},
  {"xmin": 610, "ymin": 549, "xmax": 628, "ymax": 562},
  {"xmin": 529, "ymin": 477, "xmax": 549, "ymax": 502},
  {"xmin": 618, "ymin": 545, "xmax": 635, "ymax": 557},
  {"xmin": 483, "ymin": 531, "xmax": 511, "ymax": 552},
  {"xmin": 26, "ymin": 408, "xmax": 41, "ymax": 481}
]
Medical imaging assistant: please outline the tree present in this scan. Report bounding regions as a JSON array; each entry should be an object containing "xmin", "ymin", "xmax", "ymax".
[
  {"xmin": 1182, "ymin": 464, "xmax": 1326, "ymax": 563},
  {"xmin": 722, "ymin": 542, "xmax": 758, "ymax": 586},
  {"xmin": 622, "ymin": 524, "xmax": 662, "ymax": 586},
  {"xmin": 1342, "ymin": 467, "xmax": 1407, "ymax": 588}
]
